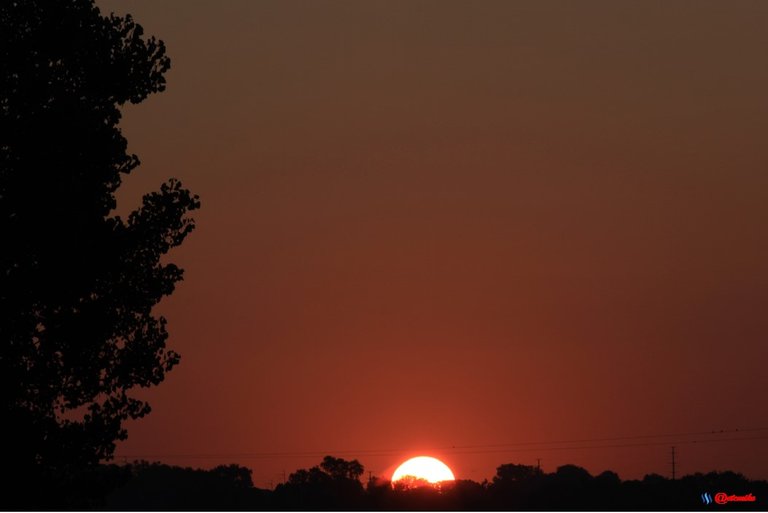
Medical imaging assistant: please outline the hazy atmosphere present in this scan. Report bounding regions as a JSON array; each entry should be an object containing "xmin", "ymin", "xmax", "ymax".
[{"xmin": 97, "ymin": 0, "xmax": 768, "ymax": 488}]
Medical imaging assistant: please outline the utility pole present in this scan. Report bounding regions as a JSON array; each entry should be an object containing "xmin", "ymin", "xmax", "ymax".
[
  {"xmin": 670, "ymin": 446, "xmax": 676, "ymax": 480},
  {"xmin": 536, "ymin": 458, "xmax": 541, "ymax": 471}
]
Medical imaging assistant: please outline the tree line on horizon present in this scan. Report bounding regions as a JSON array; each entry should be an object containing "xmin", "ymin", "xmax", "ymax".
[{"xmin": 52, "ymin": 455, "xmax": 766, "ymax": 510}]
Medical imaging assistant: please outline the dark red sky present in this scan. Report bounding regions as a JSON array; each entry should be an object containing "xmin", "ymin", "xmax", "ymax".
[{"xmin": 97, "ymin": 0, "xmax": 768, "ymax": 486}]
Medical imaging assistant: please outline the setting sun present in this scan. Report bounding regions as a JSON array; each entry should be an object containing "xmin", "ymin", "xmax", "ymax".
[{"xmin": 391, "ymin": 456, "xmax": 456, "ymax": 486}]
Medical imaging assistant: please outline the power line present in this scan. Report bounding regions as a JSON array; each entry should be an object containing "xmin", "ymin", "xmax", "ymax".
[
  {"xmin": 447, "ymin": 427, "xmax": 767, "ymax": 450},
  {"xmin": 445, "ymin": 435, "xmax": 768, "ymax": 456}
]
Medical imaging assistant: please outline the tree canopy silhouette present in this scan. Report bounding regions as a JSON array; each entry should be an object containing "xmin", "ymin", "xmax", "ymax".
[
  {"xmin": 276, "ymin": 456, "xmax": 366, "ymax": 509},
  {"xmin": 0, "ymin": 0, "xmax": 198, "ymax": 502}
]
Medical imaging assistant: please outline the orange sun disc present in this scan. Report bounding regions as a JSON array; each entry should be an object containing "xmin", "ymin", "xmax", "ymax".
[{"xmin": 391, "ymin": 456, "xmax": 456, "ymax": 484}]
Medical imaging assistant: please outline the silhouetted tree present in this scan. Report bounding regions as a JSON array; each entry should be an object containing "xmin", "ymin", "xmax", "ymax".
[
  {"xmin": 106, "ymin": 462, "xmax": 259, "ymax": 510},
  {"xmin": 276, "ymin": 456, "xmax": 366, "ymax": 509},
  {"xmin": 490, "ymin": 463, "xmax": 544, "ymax": 509},
  {"xmin": 1, "ymin": 0, "xmax": 198, "ymax": 505},
  {"xmin": 545, "ymin": 464, "xmax": 594, "ymax": 508},
  {"xmin": 287, "ymin": 467, "xmax": 331, "ymax": 487},
  {"xmin": 592, "ymin": 470, "xmax": 622, "ymax": 508},
  {"xmin": 392, "ymin": 475, "xmax": 433, "ymax": 491},
  {"xmin": 596, "ymin": 469, "xmax": 621, "ymax": 486},
  {"xmin": 441, "ymin": 479, "xmax": 489, "ymax": 510},
  {"xmin": 555, "ymin": 463, "xmax": 593, "ymax": 483},
  {"xmin": 320, "ymin": 455, "xmax": 365, "ymax": 481},
  {"xmin": 212, "ymin": 464, "xmax": 255, "ymax": 489},
  {"xmin": 493, "ymin": 462, "xmax": 543, "ymax": 485}
]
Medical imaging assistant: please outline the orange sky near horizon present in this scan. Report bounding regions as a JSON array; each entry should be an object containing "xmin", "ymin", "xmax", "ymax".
[{"xmin": 96, "ymin": 0, "xmax": 768, "ymax": 487}]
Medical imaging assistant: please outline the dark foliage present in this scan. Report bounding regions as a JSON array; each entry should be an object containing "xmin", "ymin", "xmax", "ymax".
[
  {"xmin": 99, "ymin": 457, "xmax": 768, "ymax": 511},
  {"xmin": 272, "ymin": 455, "xmax": 367, "ymax": 510},
  {"xmin": 1, "ymin": 0, "xmax": 198, "ymax": 506},
  {"xmin": 105, "ymin": 462, "xmax": 258, "ymax": 510}
]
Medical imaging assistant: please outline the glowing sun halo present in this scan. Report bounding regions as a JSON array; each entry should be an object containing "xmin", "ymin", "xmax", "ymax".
[{"xmin": 392, "ymin": 456, "xmax": 456, "ymax": 484}]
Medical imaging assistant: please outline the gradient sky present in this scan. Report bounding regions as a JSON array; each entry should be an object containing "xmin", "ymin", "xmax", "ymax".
[{"xmin": 96, "ymin": 0, "xmax": 768, "ymax": 486}]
